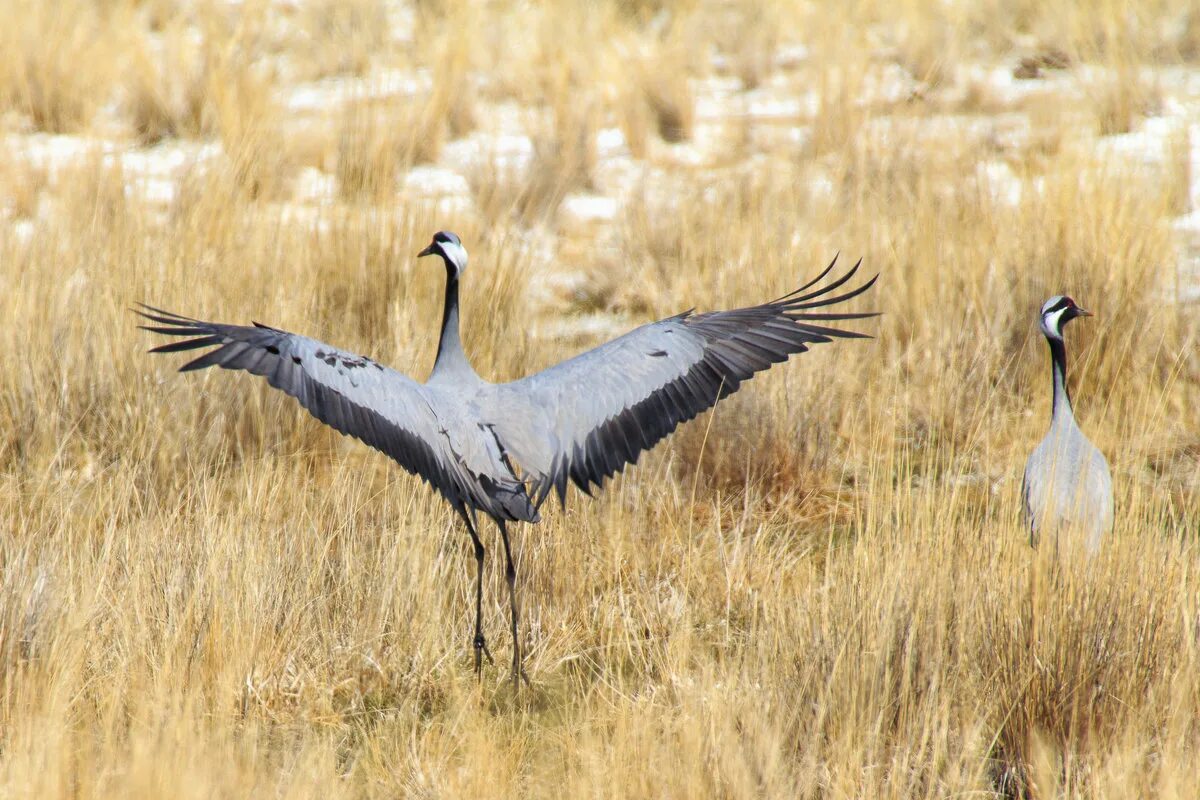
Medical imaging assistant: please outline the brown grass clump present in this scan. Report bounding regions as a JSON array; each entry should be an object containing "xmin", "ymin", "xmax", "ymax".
[
  {"xmin": 1086, "ymin": 66, "xmax": 1164, "ymax": 136},
  {"xmin": 335, "ymin": 101, "xmax": 407, "ymax": 201},
  {"xmin": 0, "ymin": 1, "xmax": 1198, "ymax": 798},
  {"xmin": 330, "ymin": 6, "xmax": 481, "ymax": 202},
  {"xmin": 0, "ymin": 159, "xmax": 48, "ymax": 220},
  {"xmin": 292, "ymin": 0, "xmax": 393, "ymax": 80},
  {"xmin": 636, "ymin": 50, "xmax": 696, "ymax": 144},
  {"xmin": 713, "ymin": 0, "xmax": 782, "ymax": 91},
  {"xmin": 802, "ymin": 43, "xmax": 871, "ymax": 159},
  {"xmin": 612, "ymin": 11, "xmax": 700, "ymax": 148},
  {"xmin": 474, "ymin": 98, "xmax": 599, "ymax": 225},
  {"xmin": 124, "ymin": 23, "xmax": 209, "ymax": 145},
  {"xmin": 0, "ymin": 0, "xmax": 121, "ymax": 132}
]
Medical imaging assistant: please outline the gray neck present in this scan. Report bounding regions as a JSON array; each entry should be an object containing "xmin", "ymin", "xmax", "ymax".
[
  {"xmin": 430, "ymin": 264, "xmax": 477, "ymax": 383},
  {"xmin": 1047, "ymin": 333, "xmax": 1073, "ymax": 422}
]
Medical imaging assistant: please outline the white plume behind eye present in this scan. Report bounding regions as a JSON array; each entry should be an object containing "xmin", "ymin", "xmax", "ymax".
[
  {"xmin": 1040, "ymin": 308, "xmax": 1067, "ymax": 338},
  {"xmin": 440, "ymin": 239, "xmax": 469, "ymax": 274}
]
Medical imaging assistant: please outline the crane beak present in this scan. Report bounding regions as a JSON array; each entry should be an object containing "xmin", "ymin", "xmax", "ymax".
[
  {"xmin": 418, "ymin": 244, "xmax": 436, "ymax": 258},
  {"xmin": 1075, "ymin": 307, "xmax": 1093, "ymax": 317}
]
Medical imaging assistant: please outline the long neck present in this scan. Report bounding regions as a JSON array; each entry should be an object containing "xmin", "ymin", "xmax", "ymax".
[
  {"xmin": 1047, "ymin": 333, "xmax": 1072, "ymax": 421},
  {"xmin": 431, "ymin": 266, "xmax": 475, "ymax": 381}
]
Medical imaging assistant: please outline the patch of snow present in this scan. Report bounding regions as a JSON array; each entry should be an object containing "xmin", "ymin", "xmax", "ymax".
[
  {"xmin": 8, "ymin": 219, "xmax": 35, "ymax": 245},
  {"xmin": 775, "ymin": 44, "xmax": 809, "ymax": 70},
  {"xmin": 387, "ymin": 1, "xmax": 416, "ymax": 44},
  {"xmin": 118, "ymin": 141, "xmax": 220, "ymax": 178},
  {"xmin": 595, "ymin": 127, "xmax": 627, "ymax": 159},
  {"xmin": 399, "ymin": 165, "xmax": 475, "ymax": 217},
  {"xmin": 657, "ymin": 141, "xmax": 707, "ymax": 167},
  {"xmin": 866, "ymin": 112, "xmax": 1045, "ymax": 158},
  {"xmin": 6, "ymin": 134, "xmax": 116, "ymax": 173},
  {"xmin": 977, "ymin": 160, "xmax": 1023, "ymax": 206},
  {"xmin": 293, "ymin": 167, "xmax": 338, "ymax": 204},
  {"xmin": 117, "ymin": 142, "xmax": 221, "ymax": 207},
  {"xmin": 592, "ymin": 154, "xmax": 647, "ymax": 198},
  {"xmin": 807, "ymin": 171, "xmax": 835, "ymax": 201},
  {"xmin": 442, "ymin": 132, "xmax": 535, "ymax": 178},
  {"xmin": 126, "ymin": 176, "xmax": 178, "ymax": 206},
  {"xmin": 283, "ymin": 68, "xmax": 430, "ymax": 113},
  {"xmin": 864, "ymin": 63, "xmax": 921, "ymax": 106},
  {"xmin": 744, "ymin": 93, "xmax": 809, "ymax": 120},
  {"xmin": 403, "ymin": 165, "xmax": 470, "ymax": 197},
  {"xmin": 962, "ymin": 63, "xmax": 1083, "ymax": 108},
  {"xmin": 483, "ymin": 102, "xmax": 536, "ymax": 136},
  {"xmin": 787, "ymin": 125, "xmax": 811, "ymax": 148},
  {"xmin": 694, "ymin": 76, "xmax": 742, "ymax": 121},
  {"xmin": 1095, "ymin": 114, "xmax": 1186, "ymax": 171},
  {"xmin": 1174, "ymin": 209, "xmax": 1200, "ymax": 234},
  {"xmin": 559, "ymin": 194, "xmax": 619, "ymax": 227},
  {"xmin": 3, "ymin": 135, "xmax": 222, "ymax": 212},
  {"xmin": 1157, "ymin": 67, "xmax": 1200, "ymax": 99},
  {"xmin": 1188, "ymin": 123, "xmax": 1200, "ymax": 214}
]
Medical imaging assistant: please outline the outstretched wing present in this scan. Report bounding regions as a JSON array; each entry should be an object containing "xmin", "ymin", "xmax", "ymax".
[
  {"xmin": 486, "ymin": 256, "xmax": 878, "ymax": 507},
  {"xmin": 135, "ymin": 306, "xmax": 521, "ymax": 518}
]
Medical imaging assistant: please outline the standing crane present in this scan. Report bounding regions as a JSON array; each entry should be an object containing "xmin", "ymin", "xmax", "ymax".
[
  {"xmin": 138, "ymin": 231, "xmax": 878, "ymax": 689},
  {"xmin": 1022, "ymin": 295, "xmax": 1113, "ymax": 555}
]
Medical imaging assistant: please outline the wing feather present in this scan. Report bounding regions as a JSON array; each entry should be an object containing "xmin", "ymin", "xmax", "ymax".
[
  {"xmin": 135, "ymin": 305, "xmax": 535, "ymax": 521},
  {"xmin": 484, "ymin": 256, "xmax": 878, "ymax": 507}
]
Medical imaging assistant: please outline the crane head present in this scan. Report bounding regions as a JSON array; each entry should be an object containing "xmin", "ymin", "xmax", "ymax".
[
  {"xmin": 418, "ymin": 231, "xmax": 468, "ymax": 277},
  {"xmin": 1039, "ymin": 295, "xmax": 1092, "ymax": 339}
]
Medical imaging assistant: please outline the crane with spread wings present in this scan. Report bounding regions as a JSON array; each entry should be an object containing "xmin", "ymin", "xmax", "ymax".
[{"xmin": 138, "ymin": 231, "xmax": 878, "ymax": 689}]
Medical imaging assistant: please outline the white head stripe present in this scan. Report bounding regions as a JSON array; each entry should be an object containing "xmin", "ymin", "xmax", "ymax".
[
  {"xmin": 1041, "ymin": 307, "xmax": 1067, "ymax": 337},
  {"xmin": 441, "ymin": 239, "xmax": 468, "ymax": 274}
]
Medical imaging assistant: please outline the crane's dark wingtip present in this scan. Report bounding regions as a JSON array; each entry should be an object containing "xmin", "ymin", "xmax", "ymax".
[
  {"xmin": 838, "ymin": 329, "xmax": 875, "ymax": 340},
  {"xmin": 139, "ymin": 324, "xmax": 198, "ymax": 335},
  {"xmin": 781, "ymin": 255, "xmax": 872, "ymax": 306},
  {"xmin": 134, "ymin": 304, "xmax": 208, "ymax": 330},
  {"xmin": 134, "ymin": 302, "xmax": 199, "ymax": 322},
  {"xmin": 149, "ymin": 335, "xmax": 222, "ymax": 354},
  {"xmin": 780, "ymin": 252, "xmax": 844, "ymax": 300}
]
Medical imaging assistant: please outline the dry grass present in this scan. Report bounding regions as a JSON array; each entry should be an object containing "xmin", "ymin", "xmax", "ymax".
[
  {"xmin": 633, "ymin": 36, "xmax": 697, "ymax": 145},
  {"xmin": 0, "ymin": 0, "xmax": 123, "ymax": 132},
  {"xmin": 292, "ymin": 0, "xmax": 394, "ymax": 80},
  {"xmin": 0, "ymin": 1, "xmax": 1198, "ymax": 797}
]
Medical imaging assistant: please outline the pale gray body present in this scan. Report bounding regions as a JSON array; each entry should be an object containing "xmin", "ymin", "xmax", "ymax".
[
  {"xmin": 1021, "ymin": 295, "xmax": 1113, "ymax": 554},
  {"xmin": 139, "ymin": 231, "xmax": 877, "ymax": 685},
  {"xmin": 1023, "ymin": 410, "xmax": 1113, "ymax": 553}
]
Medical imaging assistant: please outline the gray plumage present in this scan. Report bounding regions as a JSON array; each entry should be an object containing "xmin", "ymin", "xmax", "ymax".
[
  {"xmin": 1022, "ymin": 295, "xmax": 1113, "ymax": 554},
  {"xmin": 138, "ymin": 230, "xmax": 878, "ymax": 687}
]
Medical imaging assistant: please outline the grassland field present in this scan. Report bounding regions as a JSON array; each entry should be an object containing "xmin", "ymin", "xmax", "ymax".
[{"xmin": 1, "ymin": 0, "xmax": 1200, "ymax": 797}]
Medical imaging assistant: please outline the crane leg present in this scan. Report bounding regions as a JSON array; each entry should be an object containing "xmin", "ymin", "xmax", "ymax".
[
  {"xmin": 457, "ymin": 508, "xmax": 493, "ymax": 677},
  {"xmin": 496, "ymin": 520, "xmax": 530, "ymax": 690}
]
